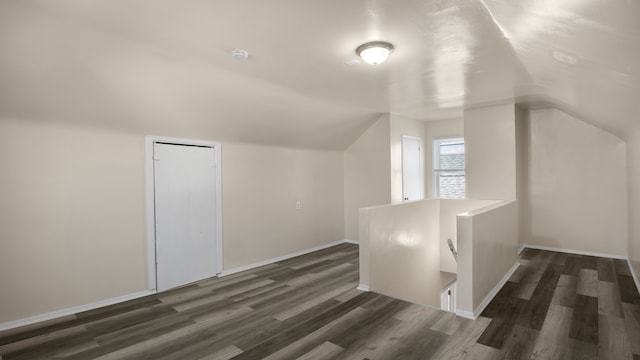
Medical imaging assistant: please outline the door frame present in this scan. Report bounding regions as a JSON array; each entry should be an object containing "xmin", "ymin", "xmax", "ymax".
[
  {"xmin": 401, "ymin": 134, "xmax": 422, "ymax": 202},
  {"xmin": 145, "ymin": 136, "xmax": 223, "ymax": 292}
]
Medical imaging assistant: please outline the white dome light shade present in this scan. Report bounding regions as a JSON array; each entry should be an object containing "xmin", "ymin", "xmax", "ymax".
[{"xmin": 356, "ymin": 41, "xmax": 394, "ymax": 65}]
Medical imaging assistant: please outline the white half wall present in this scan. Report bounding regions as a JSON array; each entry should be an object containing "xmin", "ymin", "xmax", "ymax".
[
  {"xmin": 362, "ymin": 200, "xmax": 441, "ymax": 307},
  {"xmin": 523, "ymin": 108, "xmax": 628, "ymax": 257},
  {"xmin": 358, "ymin": 208, "xmax": 372, "ymax": 289},
  {"xmin": 439, "ymin": 199, "xmax": 497, "ymax": 273},
  {"xmin": 457, "ymin": 200, "xmax": 519, "ymax": 316},
  {"xmin": 360, "ymin": 198, "xmax": 509, "ymax": 310}
]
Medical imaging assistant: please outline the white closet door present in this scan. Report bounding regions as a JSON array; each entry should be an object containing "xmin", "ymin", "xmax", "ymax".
[{"xmin": 154, "ymin": 143, "xmax": 217, "ymax": 292}]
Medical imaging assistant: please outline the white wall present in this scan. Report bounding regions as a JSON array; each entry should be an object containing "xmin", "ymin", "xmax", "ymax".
[
  {"xmin": 627, "ymin": 125, "xmax": 640, "ymax": 277},
  {"xmin": 222, "ymin": 142, "xmax": 345, "ymax": 271},
  {"xmin": 344, "ymin": 116, "xmax": 391, "ymax": 242},
  {"xmin": 390, "ymin": 115, "xmax": 426, "ymax": 204},
  {"xmin": 346, "ymin": 114, "xmax": 429, "ymax": 241},
  {"xmin": 424, "ymin": 118, "xmax": 464, "ymax": 198},
  {"xmin": 464, "ymin": 104, "xmax": 517, "ymax": 200},
  {"xmin": 0, "ymin": 118, "xmax": 346, "ymax": 325},
  {"xmin": 523, "ymin": 109, "xmax": 628, "ymax": 256},
  {"xmin": 0, "ymin": 119, "xmax": 148, "ymax": 324}
]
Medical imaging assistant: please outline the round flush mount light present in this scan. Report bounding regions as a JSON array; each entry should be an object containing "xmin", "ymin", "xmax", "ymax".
[
  {"xmin": 356, "ymin": 41, "xmax": 394, "ymax": 65},
  {"xmin": 231, "ymin": 49, "xmax": 249, "ymax": 61}
]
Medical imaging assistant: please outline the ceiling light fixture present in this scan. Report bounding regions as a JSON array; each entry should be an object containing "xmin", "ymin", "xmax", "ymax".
[{"xmin": 356, "ymin": 41, "xmax": 394, "ymax": 65}]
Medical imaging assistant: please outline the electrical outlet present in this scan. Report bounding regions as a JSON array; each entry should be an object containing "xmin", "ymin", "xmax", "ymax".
[{"xmin": 295, "ymin": 200, "xmax": 301, "ymax": 209}]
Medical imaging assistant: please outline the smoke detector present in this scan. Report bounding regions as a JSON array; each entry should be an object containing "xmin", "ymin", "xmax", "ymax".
[{"xmin": 231, "ymin": 49, "xmax": 249, "ymax": 61}]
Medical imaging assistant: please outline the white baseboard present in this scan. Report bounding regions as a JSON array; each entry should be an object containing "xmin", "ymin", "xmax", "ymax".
[
  {"xmin": 521, "ymin": 244, "xmax": 627, "ymax": 260},
  {"xmin": 517, "ymin": 244, "xmax": 526, "ymax": 255},
  {"xmin": 456, "ymin": 310, "xmax": 475, "ymax": 320},
  {"xmin": 220, "ymin": 239, "xmax": 356, "ymax": 277},
  {"xmin": 0, "ymin": 289, "xmax": 154, "ymax": 332},
  {"xmin": 343, "ymin": 239, "xmax": 360, "ymax": 245},
  {"xmin": 456, "ymin": 261, "xmax": 520, "ymax": 320},
  {"xmin": 356, "ymin": 284, "xmax": 370, "ymax": 292}
]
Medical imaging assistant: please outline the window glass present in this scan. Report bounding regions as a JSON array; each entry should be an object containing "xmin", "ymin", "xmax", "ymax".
[{"xmin": 433, "ymin": 138, "xmax": 465, "ymax": 198}]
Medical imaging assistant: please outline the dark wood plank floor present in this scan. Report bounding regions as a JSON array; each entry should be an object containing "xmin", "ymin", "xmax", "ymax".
[
  {"xmin": 1, "ymin": 244, "xmax": 639, "ymax": 359},
  {"xmin": 478, "ymin": 248, "xmax": 640, "ymax": 360}
]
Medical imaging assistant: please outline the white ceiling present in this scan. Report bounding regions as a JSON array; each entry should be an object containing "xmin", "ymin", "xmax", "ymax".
[{"xmin": 1, "ymin": 0, "xmax": 639, "ymax": 149}]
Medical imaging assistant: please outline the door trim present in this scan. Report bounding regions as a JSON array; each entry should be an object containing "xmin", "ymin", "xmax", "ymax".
[
  {"xmin": 401, "ymin": 134, "xmax": 422, "ymax": 202},
  {"xmin": 145, "ymin": 136, "xmax": 223, "ymax": 292}
]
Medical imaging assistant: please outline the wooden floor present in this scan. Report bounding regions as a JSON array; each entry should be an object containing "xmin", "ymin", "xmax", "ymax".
[
  {"xmin": 1, "ymin": 244, "xmax": 639, "ymax": 359},
  {"xmin": 478, "ymin": 248, "xmax": 640, "ymax": 360}
]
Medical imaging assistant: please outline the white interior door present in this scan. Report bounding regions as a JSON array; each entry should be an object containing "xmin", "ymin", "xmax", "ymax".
[
  {"xmin": 153, "ymin": 142, "xmax": 217, "ymax": 292},
  {"xmin": 402, "ymin": 135, "xmax": 422, "ymax": 202}
]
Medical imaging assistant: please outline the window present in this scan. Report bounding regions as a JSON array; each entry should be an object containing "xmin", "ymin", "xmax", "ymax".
[{"xmin": 433, "ymin": 137, "xmax": 465, "ymax": 198}]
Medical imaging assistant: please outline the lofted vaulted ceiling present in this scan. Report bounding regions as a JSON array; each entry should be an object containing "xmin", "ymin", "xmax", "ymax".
[{"xmin": 0, "ymin": 0, "xmax": 638, "ymax": 149}]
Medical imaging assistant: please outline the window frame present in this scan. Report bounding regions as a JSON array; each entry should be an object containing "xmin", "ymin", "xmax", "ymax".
[{"xmin": 432, "ymin": 137, "xmax": 465, "ymax": 199}]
